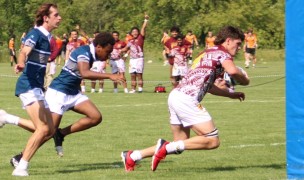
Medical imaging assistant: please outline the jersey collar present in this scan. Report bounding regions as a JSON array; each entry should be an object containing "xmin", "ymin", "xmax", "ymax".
[
  {"xmin": 36, "ymin": 26, "xmax": 51, "ymax": 37},
  {"xmin": 89, "ymin": 43, "xmax": 96, "ymax": 60}
]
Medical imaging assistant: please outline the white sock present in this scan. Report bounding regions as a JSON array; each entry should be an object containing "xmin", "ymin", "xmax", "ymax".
[
  {"xmin": 113, "ymin": 88, "xmax": 118, "ymax": 93},
  {"xmin": 130, "ymin": 150, "xmax": 142, "ymax": 161},
  {"xmin": 138, "ymin": 87, "xmax": 143, "ymax": 92},
  {"xmin": 16, "ymin": 159, "xmax": 29, "ymax": 170},
  {"xmin": 165, "ymin": 140, "xmax": 185, "ymax": 154},
  {"xmin": 124, "ymin": 88, "xmax": 128, "ymax": 93},
  {"xmin": 6, "ymin": 114, "xmax": 20, "ymax": 125},
  {"xmin": 81, "ymin": 86, "xmax": 86, "ymax": 92},
  {"xmin": 98, "ymin": 88, "xmax": 103, "ymax": 93}
]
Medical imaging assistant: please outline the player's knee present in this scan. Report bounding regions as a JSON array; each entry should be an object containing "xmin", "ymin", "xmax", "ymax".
[
  {"xmin": 49, "ymin": 127, "xmax": 56, "ymax": 137},
  {"xmin": 37, "ymin": 125, "xmax": 53, "ymax": 138},
  {"xmin": 45, "ymin": 127, "xmax": 56, "ymax": 140},
  {"xmin": 207, "ymin": 137, "xmax": 220, "ymax": 149},
  {"xmin": 203, "ymin": 128, "xmax": 220, "ymax": 149},
  {"xmin": 90, "ymin": 112, "xmax": 102, "ymax": 126}
]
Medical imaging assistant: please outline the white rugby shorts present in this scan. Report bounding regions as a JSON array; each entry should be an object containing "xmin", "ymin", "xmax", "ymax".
[
  {"xmin": 168, "ymin": 89, "xmax": 212, "ymax": 127},
  {"xmin": 19, "ymin": 88, "xmax": 49, "ymax": 109},
  {"xmin": 172, "ymin": 65, "xmax": 188, "ymax": 76},
  {"xmin": 91, "ymin": 61, "xmax": 106, "ymax": 73},
  {"xmin": 110, "ymin": 59, "xmax": 125, "ymax": 74},
  {"xmin": 49, "ymin": 61, "xmax": 56, "ymax": 75},
  {"xmin": 45, "ymin": 88, "xmax": 89, "ymax": 115},
  {"xmin": 129, "ymin": 58, "xmax": 144, "ymax": 73}
]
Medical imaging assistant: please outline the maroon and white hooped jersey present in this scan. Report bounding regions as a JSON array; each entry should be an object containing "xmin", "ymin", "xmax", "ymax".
[
  {"xmin": 175, "ymin": 45, "xmax": 233, "ymax": 102},
  {"xmin": 170, "ymin": 45, "xmax": 190, "ymax": 67},
  {"xmin": 110, "ymin": 40, "xmax": 126, "ymax": 60},
  {"xmin": 127, "ymin": 34, "xmax": 145, "ymax": 59}
]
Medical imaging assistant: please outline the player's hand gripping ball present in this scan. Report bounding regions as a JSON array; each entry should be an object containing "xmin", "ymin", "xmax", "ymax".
[{"xmin": 223, "ymin": 66, "xmax": 248, "ymax": 86}]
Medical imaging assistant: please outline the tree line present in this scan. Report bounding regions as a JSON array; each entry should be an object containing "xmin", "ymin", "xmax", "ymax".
[{"xmin": 0, "ymin": 0, "xmax": 284, "ymax": 49}]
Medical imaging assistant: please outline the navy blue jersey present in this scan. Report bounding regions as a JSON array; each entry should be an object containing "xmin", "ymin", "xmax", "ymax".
[
  {"xmin": 49, "ymin": 44, "xmax": 96, "ymax": 95},
  {"xmin": 15, "ymin": 26, "xmax": 51, "ymax": 96}
]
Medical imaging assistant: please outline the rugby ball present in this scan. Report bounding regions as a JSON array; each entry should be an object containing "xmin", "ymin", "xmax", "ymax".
[
  {"xmin": 223, "ymin": 72, "xmax": 237, "ymax": 86},
  {"xmin": 223, "ymin": 66, "xmax": 248, "ymax": 86}
]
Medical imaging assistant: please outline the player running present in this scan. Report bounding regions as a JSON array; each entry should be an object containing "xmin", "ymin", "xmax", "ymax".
[
  {"xmin": 0, "ymin": 33, "xmax": 125, "ymax": 169},
  {"xmin": 121, "ymin": 26, "xmax": 250, "ymax": 172},
  {"xmin": 243, "ymin": 29, "xmax": 258, "ymax": 68},
  {"xmin": 0, "ymin": 3, "xmax": 61, "ymax": 176}
]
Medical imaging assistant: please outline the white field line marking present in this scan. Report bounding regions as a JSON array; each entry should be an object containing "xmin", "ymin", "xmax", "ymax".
[
  {"xmin": 4, "ymin": 98, "xmax": 285, "ymax": 110},
  {"xmin": 229, "ymin": 142, "xmax": 285, "ymax": 149},
  {"xmin": 98, "ymin": 98, "xmax": 284, "ymax": 108},
  {"xmin": 0, "ymin": 73, "xmax": 285, "ymax": 82}
]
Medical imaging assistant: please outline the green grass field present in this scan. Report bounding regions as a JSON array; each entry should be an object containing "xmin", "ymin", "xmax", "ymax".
[{"xmin": 0, "ymin": 48, "xmax": 285, "ymax": 179}]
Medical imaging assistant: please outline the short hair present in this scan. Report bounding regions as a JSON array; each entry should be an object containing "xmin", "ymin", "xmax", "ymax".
[
  {"xmin": 70, "ymin": 30, "xmax": 78, "ymax": 35},
  {"xmin": 170, "ymin": 26, "xmax": 180, "ymax": 33},
  {"xmin": 35, "ymin": 3, "xmax": 58, "ymax": 26},
  {"xmin": 130, "ymin": 27, "xmax": 140, "ymax": 34},
  {"xmin": 248, "ymin": 29, "xmax": 253, "ymax": 33},
  {"xmin": 176, "ymin": 34, "xmax": 184, "ymax": 40},
  {"xmin": 214, "ymin": 26, "xmax": 245, "ymax": 45},
  {"xmin": 112, "ymin": 31, "xmax": 120, "ymax": 36},
  {"xmin": 93, "ymin": 32, "xmax": 115, "ymax": 47}
]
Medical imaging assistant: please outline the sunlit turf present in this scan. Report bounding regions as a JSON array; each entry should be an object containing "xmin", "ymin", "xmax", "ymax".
[{"xmin": 0, "ymin": 49, "xmax": 285, "ymax": 179}]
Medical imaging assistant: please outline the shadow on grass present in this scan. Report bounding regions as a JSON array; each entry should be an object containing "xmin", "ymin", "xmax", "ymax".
[
  {"xmin": 179, "ymin": 163, "xmax": 285, "ymax": 172},
  {"xmin": 56, "ymin": 161, "xmax": 123, "ymax": 173},
  {"xmin": 56, "ymin": 160, "xmax": 283, "ymax": 174},
  {"xmin": 56, "ymin": 160, "xmax": 174, "ymax": 174}
]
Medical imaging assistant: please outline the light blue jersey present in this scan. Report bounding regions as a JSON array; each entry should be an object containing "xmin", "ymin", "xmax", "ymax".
[
  {"xmin": 49, "ymin": 44, "xmax": 96, "ymax": 95},
  {"xmin": 15, "ymin": 26, "xmax": 51, "ymax": 96}
]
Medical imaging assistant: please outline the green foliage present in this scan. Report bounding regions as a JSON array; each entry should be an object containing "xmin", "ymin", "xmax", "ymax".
[{"xmin": 0, "ymin": 0, "xmax": 284, "ymax": 49}]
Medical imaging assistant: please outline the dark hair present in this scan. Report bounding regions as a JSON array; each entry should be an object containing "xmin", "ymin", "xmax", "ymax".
[
  {"xmin": 214, "ymin": 26, "xmax": 245, "ymax": 45},
  {"xmin": 70, "ymin": 29, "xmax": 78, "ymax": 35},
  {"xmin": 35, "ymin": 3, "xmax": 58, "ymax": 26},
  {"xmin": 112, "ymin": 31, "xmax": 120, "ymax": 36},
  {"xmin": 93, "ymin": 32, "xmax": 115, "ymax": 47},
  {"xmin": 176, "ymin": 34, "xmax": 184, "ymax": 40},
  {"xmin": 170, "ymin": 26, "xmax": 180, "ymax": 33},
  {"xmin": 130, "ymin": 27, "xmax": 140, "ymax": 34}
]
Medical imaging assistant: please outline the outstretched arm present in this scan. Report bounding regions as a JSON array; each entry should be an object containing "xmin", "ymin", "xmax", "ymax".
[
  {"xmin": 78, "ymin": 61, "xmax": 126, "ymax": 84},
  {"xmin": 140, "ymin": 13, "xmax": 149, "ymax": 37},
  {"xmin": 194, "ymin": 35, "xmax": 199, "ymax": 46},
  {"xmin": 76, "ymin": 24, "xmax": 90, "ymax": 42}
]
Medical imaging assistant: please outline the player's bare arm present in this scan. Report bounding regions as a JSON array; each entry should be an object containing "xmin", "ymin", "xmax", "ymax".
[
  {"xmin": 15, "ymin": 46, "xmax": 32, "ymax": 74},
  {"xmin": 78, "ymin": 61, "xmax": 125, "ymax": 84},
  {"xmin": 141, "ymin": 13, "xmax": 149, "ymax": 37},
  {"xmin": 208, "ymin": 85, "xmax": 245, "ymax": 101},
  {"xmin": 222, "ymin": 60, "xmax": 250, "ymax": 85},
  {"xmin": 120, "ymin": 46, "xmax": 130, "ymax": 55},
  {"xmin": 109, "ymin": 73, "xmax": 126, "ymax": 85},
  {"xmin": 65, "ymin": 49, "xmax": 71, "ymax": 62}
]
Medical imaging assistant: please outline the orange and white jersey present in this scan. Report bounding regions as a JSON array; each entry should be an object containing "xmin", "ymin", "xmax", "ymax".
[
  {"xmin": 205, "ymin": 36, "xmax": 216, "ymax": 48},
  {"xmin": 245, "ymin": 34, "xmax": 257, "ymax": 48},
  {"xmin": 185, "ymin": 34, "xmax": 198, "ymax": 45},
  {"xmin": 9, "ymin": 39, "xmax": 14, "ymax": 49}
]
